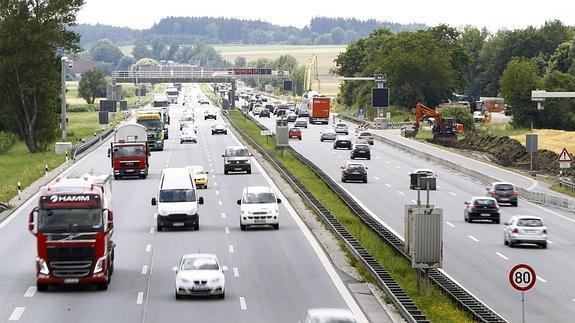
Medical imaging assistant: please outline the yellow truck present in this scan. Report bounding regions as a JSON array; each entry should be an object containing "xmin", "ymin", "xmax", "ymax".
[{"xmin": 136, "ymin": 112, "xmax": 164, "ymax": 151}]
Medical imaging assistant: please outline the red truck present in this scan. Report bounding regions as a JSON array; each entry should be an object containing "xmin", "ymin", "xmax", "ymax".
[
  {"xmin": 108, "ymin": 124, "xmax": 149, "ymax": 180},
  {"xmin": 304, "ymin": 92, "xmax": 330, "ymax": 124},
  {"xmin": 28, "ymin": 173, "xmax": 115, "ymax": 291}
]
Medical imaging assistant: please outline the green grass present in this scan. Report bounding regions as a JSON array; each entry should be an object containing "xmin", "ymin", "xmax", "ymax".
[
  {"xmin": 0, "ymin": 111, "xmax": 121, "ymax": 203},
  {"xmin": 550, "ymin": 183, "xmax": 575, "ymax": 198},
  {"xmin": 227, "ymin": 109, "xmax": 473, "ymax": 322}
]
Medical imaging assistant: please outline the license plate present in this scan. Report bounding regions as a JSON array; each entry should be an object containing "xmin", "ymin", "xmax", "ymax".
[
  {"xmin": 173, "ymin": 222, "xmax": 184, "ymax": 227},
  {"xmin": 126, "ymin": 169, "xmax": 134, "ymax": 172},
  {"xmin": 193, "ymin": 286, "xmax": 209, "ymax": 291},
  {"xmin": 481, "ymin": 213, "xmax": 491, "ymax": 216},
  {"xmin": 500, "ymin": 198, "xmax": 509, "ymax": 201},
  {"xmin": 64, "ymin": 278, "xmax": 79, "ymax": 284},
  {"xmin": 352, "ymin": 172, "xmax": 361, "ymax": 174},
  {"xmin": 254, "ymin": 219, "xmax": 266, "ymax": 224},
  {"xmin": 359, "ymin": 151, "xmax": 366, "ymax": 153}
]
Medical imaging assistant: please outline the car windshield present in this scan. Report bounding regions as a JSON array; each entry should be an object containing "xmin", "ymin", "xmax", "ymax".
[
  {"xmin": 346, "ymin": 164, "xmax": 365, "ymax": 171},
  {"xmin": 290, "ymin": 128, "xmax": 300, "ymax": 132},
  {"xmin": 495, "ymin": 184, "xmax": 514, "ymax": 190},
  {"xmin": 114, "ymin": 145, "xmax": 145, "ymax": 157},
  {"xmin": 242, "ymin": 192, "xmax": 276, "ymax": 204},
  {"xmin": 417, "ymin": 171, "xmax": 433, "ymax": 176},
  {"xmin": 475, "ymin": 199, "xmax": 496, "ymax": 206},
  {"xmin": 516, "ymin": 219, "xmax": 544, "ymax": 227},
  {"xmin": 137, "ymin": 119, "xmax": 161, "ymax": 130},
  {"xmin": 226, "ymin": 148, "xmax": 249, "ymax": 157},
  {"xmin": 190, "ymin": 167, "xmax": 206, "ymax": 175},
  {"xmin": 38, "ymin": 208, "xmax": 103, "ymax": 233},
  {"xmin": 181, "ymin": 257, "xmax": 219, "ymax": 271},
  {"xmin": 159, "ymin": 189, "xmax": 196, "ymax": 203}
]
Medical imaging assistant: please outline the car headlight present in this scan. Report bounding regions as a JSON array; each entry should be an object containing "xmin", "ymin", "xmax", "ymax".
[
  {"xmin": 37, "ymin": 257, "xmax": 49, "ymax": 275},
  {"xmin": 178, "ymin": 277, "xmax": 190, "ymax": 284},
  {"xmin": 93, "ymin": 256, "xmax": 106, "ymax": 274},
  {"xmin": 210, "ymin": 277, "xmax": 222, "ymax": 284},
  {"xmin": 246, "ymin": 159, "xmax": 251, "ymax": 164}
]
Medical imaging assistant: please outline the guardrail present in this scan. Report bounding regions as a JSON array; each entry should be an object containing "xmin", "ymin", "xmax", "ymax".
[
  {"xmin": 72, "ymin": 128, "xmax": 114, "ymax": 159},
  {"xmin": 559, "ymin": 177, "xmax": 575, "ymax": 192},
  {"xmin": 337, "ymin": 113, "xmax": 412, "ymax": 129},
  {"xmin": 230, "ymin": 111, "xmax": 507, "ymax": 323}
]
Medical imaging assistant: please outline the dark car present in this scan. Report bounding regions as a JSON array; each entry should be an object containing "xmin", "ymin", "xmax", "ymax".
[
  {"xmin": 276, "ymin": 109, "xmax": 288, "ymax": 117},
  {"xmin": 320, "ymin": 129, "xmax": 337, "ymax": 141},
  {"xmin": 333, "ymin": 135, "xmax": 352, "ymax": 150},
  {"xmin": 288, "ymin": 127, "xmax": 302, "ymax": 140},
  {"xmin": 212, "ymin": 124, "xmax": 228, "ymax": 135},
  {"xmin": 350, "ymin": 143, "xmax": 370, "ymax": 160},
  {"xmin": 259, "ymin": 108, "xmax": 271, "ymax": 118},
  {"xmin": 464, "ymin": 197, "xmax": 500, "ymax": 223},
  {"xmin": 341, "ymin": 162, "xmax": 368, "ymax": 183},
  {"xmin": 487, "ymin": 182, "xmax": 518, "ymax": 206}
]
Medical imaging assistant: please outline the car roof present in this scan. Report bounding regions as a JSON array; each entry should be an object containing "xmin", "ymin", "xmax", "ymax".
[
  {"xmin": 471, "ymin": 196, "xmax": 497, "ymax": 201},
  {"xmin": 225, "ymin": 145, "xmax": 247, "ymax": 150},
  {"xmin": 511, "ymin": 215, "xmax": 543, "ymax": 221},
  {"xmin": 289, "ymin": 127, "xmax": 300, "ymax": 131},
  {"xmin": 243, "ymin": 186, "xmax": 274, "ymax": 194},
  {"xmin": 345, "ymin": 161, "xmax": 365, "ymax": 166},
  {"xmin": 306, "ymin": 308, "xmax": 356, "ymax": 320},
  {"xmin": 492, "ymin": 182, "xmax": 514, "ymax": 186},
  {"xmin": 414, "ymin": 168, "xmax": 434, "ymax": 173},
  {"xmin": 336, "ymin": 135, "xmax": 351, "ymax": 139},
  {"xmin": 181, "ymin": 253, "xmax": 217, "ymax": 260},
  {"xmin": 161, "ymin": 168, "xmax": 194, "ymax": 189}
]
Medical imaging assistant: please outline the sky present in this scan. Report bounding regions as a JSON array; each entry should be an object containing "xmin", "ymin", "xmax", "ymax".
[{"xmin": 78, "ymin": 0, "xmax": 575, "ymax": 32}]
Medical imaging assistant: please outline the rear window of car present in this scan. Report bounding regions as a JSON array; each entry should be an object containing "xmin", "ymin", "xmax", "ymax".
[
  {"xmin": 347, "ymin": 164, "xmax": 365, "ymax": 171},
  {"xmin": 355, "ymin": 144, "xmax": 369, "ymax": 150},
  {"xmin": 495, "ymin": 184, "xmax": 514, "ymax": 190},
  {"xmin": 516, "ymin": 219, "xmax": 544, "ymax": 227},
  {"xmin": 289, "ymin": 128, "xmax": 300, "ymax": 132},
  {"xmin": 359, "ymin": 132, "xmax": 373, "ymax": 136},
  {"xmin": 336, "ymin": 123, "xmax": 347, "ymax": 127},
  {"xmin": 475, "ymin": 199, "xmax": 496, "ymax": 206}
]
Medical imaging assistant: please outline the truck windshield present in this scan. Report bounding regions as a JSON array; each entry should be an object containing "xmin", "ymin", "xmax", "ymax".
[
  {"xmin": 160, "ymin": 189, "xmax": 196, "ymax": 202},
  {"xmin": 137, "ymin": 120, "xmax": 161, "ymax": 131},
  {"xmin": 242, "ymin": 192, "xmax": 276, "ymax": 204},
  {"xmin": 38, "ymin": 208, "xmax": 103, "ymax": 233},
  {"xmin": 152, "ymin": 101, "xmax": 169, "ymax": 107},
  {"xmin": 114, "ymin": 145, "xmax": 145, "ymax": 157}
]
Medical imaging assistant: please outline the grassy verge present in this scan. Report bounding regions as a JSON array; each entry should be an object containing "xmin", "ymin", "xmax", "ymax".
[
  {"xmin": 550, "ymin": 183, "xmax": 575, "ymax": 198},
  {"xmin": 0, "ymin": 111, "xmax": 121, "ymax": 203},
  {"xmin": 227, "ymin": 109, "xmax": 473, "ymax": 322}
]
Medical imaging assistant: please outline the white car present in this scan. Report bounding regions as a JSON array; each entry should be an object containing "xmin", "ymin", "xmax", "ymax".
[
  {"xmin": 173, "ymin": 253, "xmax": 226, "ymax": 299},
  {"xmin": 300, "ymin": 308, "xmax": 357, "ymax": 323},
  {"xmin": 237, "ymin": 186, "xmax": 281, "ymax": 230},
  {"xmin": 504, "ymin": 215, "xmax": 548, "ymax": 248},
  {"xmin": 294, "ymin": 118, "xmax": 308, "ymax": 128},
  {"xmin": 181, "ymin": 121, "xmax": 197, "ymax": 133},
  {"xmin": 180, "ymin": 129, "xmax": 197, "ymax": 144}
]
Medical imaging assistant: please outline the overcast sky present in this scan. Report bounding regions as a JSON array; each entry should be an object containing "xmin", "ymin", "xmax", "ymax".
[{"xmin": 78, "ymin": 0, "xmax": 575, "ymax": 32}]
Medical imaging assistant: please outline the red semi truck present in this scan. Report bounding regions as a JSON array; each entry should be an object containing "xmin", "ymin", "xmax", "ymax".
[
  {"xmin": 108, "ymin": 123, "xmax": 149, "ymax": 179},
  {"xmin": 302, "ymin": 91, "xmax": 330, "ymax": 124},
  {"xmin": 28, "ymin": 173, "xmax": 115, "ymax": 291}
]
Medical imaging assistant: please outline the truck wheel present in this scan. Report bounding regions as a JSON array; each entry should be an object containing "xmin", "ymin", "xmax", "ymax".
[
  {"xmin": 247, "ymin": 168, "xmax": 251, "ymax": 174},
  {"xmin": 157, "ymin": 224, "xmax": 163, "ymax": 232},
  {"xmin": 224, "ymin": 170, "xmax": 228, "ymax": 175},
  {"xmin": 175, "ymin": 290, "xmax": 183, "ymax": 300},
  {"xmin": 36, "ymin": 282, "xmax": 48, "ymax": 292},
  {"xmin": 114, "ymin": 175, "xmax": 119, "ymax": 180},
  {"xmin": 141, "ymin": 174, "xmax": 147, "ymax": 179}
]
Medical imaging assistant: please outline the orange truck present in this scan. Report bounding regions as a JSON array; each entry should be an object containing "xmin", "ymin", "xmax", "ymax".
[{"xmin": 308, "ymin": 97, "xmax": 330, "ymax": 124}]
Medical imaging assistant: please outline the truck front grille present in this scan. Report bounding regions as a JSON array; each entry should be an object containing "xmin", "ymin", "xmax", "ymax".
[{"xmin": 50, "ymin": 260, "xmax": 93, "ymax": 277}]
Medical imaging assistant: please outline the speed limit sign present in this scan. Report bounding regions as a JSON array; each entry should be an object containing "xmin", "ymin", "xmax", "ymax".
[{"xmin": 509, "ymin": 264, "xmax": 536, "ymax": 291}]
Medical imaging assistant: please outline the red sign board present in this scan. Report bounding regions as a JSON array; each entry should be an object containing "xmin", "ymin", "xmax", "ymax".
[{"xmin": 509, "ymin": 264, "xmax": 536, "ymax": 292}]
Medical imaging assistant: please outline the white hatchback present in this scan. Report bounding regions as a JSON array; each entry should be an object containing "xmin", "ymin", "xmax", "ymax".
[
  {"xmin": 173, "ymin": 253, "xmax": 226, "ymax": 299},
  {"xmin": 504, "ymin": 215, "xmax": 548, "ymax": 248},
  {"xmin": 237, "ymin": 186, "xmax": 281, "ymax": 230}
]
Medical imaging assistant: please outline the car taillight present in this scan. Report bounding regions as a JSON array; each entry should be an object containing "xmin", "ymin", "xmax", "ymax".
[
  {"xmin": 512, "ymin": 190, "xmax": 518, "ymax": 196},
  {"xmin": 512, "ymin": 228, "xmax": 519, "ymax": 234},
  {"xmin": 470, "ymin": 206, "xmax": 476, "ymax": 212},
  {"xmin": 490, "ymin": 191, "xmax": 497, "ymax": 197}
]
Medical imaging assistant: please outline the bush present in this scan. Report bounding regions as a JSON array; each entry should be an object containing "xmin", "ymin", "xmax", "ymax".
[
  {"xmin": 0, "ymin": 131, "xmax": 16, "ymax": 154},
  {"xmin": 67, "ymin": 104, "xmax": 98, "ymax": 112}
]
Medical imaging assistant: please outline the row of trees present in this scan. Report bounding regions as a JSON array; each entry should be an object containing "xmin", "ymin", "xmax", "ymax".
[
  {"xmin": 73, "ymin": 17, "xmax": 427, "ymax": 47},
  {"xmin": 335, "ymin": 21, "xmax": 575, "ymax": 130},
  {"xmin": 0, "ymin": 0, "xmax": 84, "ymax": 153}
]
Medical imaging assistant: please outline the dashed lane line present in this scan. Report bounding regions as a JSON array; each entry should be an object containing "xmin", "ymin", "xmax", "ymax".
[
  {"xmin": 495, "ymin": 252, "xmax": 508, "ymax": 260},
  {"xmin": 141, "ymin": 265, "xmax": 148, "ymax": 275},
  {"xmin": 468, "ymin": 235, "xmax": 479, "ymax": 242},
  {"xmin": 373, "ymin": 176, "xmax": 380, "ymax": 180},
  {"xmin": 23, "ymin": 287, "xmax": 36, "ymax": 298},
  {"xmin": 137, "ymin": 292, "xmax": 144, "ymax": 304},
  {"xmin": 145, "ymin": 244, "xmax": 152, "ymax": 253},
  {"xmin": 229, "ymin": 245, "xmax": 234, "ymax": 253},
  {"xmin": 149, "ymin": 227, "xmax": 154, "ymax": 234},
  {"xmin": 411, "ymin": 200, "xmax": 417, "ymax": 204},
  {"xmin": 385, "ymin": 184, "xmax": 391, "ymax": 187},
  {"xmin": 221, "ymin": 212, "xmax": 226, "ymax": 218},
  {"xmin": 8, "ymin": 307, "xmax": 25, "ymax": 321},
  {"xmin": 218, "ymin": 201, "xmax": 222, "ymax": 206},
  {"xmin": 216, "ymin": 190, "xmax": 220, "ymax": 195},
  {"xmin": 397, "ymin": 191, "xmax": 405, "ymax": 196},
  {"xmin": 239, "ymin": 297, "xmax": 247, "ymax": 310},
  {"xmin": 225, "ymin": 226, "xmax": 230, "ymax": 234},
  {"xmin": 449, "ymin": 192, "xmax": 457, "ymax": 196},
  {"xmin": 233, "ymin": 267, "xmax": 239, "ymax": 278},
  {"xmin": 445, "ymin": 222, "xmax": 455, "ymax": 228}
]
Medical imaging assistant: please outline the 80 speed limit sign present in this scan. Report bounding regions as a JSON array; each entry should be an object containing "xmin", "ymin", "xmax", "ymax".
[{"xmin": 509, "ymin": 264, "xmax": 536, "ymax": 291}]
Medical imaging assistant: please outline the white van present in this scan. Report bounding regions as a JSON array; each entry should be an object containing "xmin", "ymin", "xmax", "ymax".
[
  {"xmin": 151, "ymin": 168, "xmax": 204, "ymax": 231},
  {"xmin": 237, "ymin": 186, "xmax": 281, "ymax": 230}
]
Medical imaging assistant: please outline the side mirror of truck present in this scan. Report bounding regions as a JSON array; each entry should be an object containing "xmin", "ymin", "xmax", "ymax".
[
  {"xmin": 28, "ymin": 207, "xmax": 38, "ymax": 235},
  {"xmin": 107, "ymin": 148, "xmax": 111, "ymax": 158},
  {"xmin": 237, "ymin": 199, "xmax": 241, "ymax": 205},
  {"xmin": 104, "ymin": 209, "xmax": 114, "ymax": 230},
  {"xmin": 172, "ymin": 266, "xmax": 178, "ymax": 273},
  {"xmin": 151, "ymin": 197, "xmax": 157, "ymax": 206},
  {"xmin": 198, "ymin": 197, "xmax": 204, "ymax": 205}
]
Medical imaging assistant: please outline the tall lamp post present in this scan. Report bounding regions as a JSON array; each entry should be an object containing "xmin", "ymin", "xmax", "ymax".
[{"xmin": 60, "ymin": 56, "xmax": 72, "ymax": 141}]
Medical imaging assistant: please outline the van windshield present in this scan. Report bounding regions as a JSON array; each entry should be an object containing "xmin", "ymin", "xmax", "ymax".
[
  {"xmin": 225, "ymin": 148, "xmax": 249, "ymax": 157},
  {"xmin": 242, "ymin": 192, "xmax": 276, "ymax": 204},
  {"xmin": 160, "ymin": 189, "xmax": 196, "ymax": 202}
]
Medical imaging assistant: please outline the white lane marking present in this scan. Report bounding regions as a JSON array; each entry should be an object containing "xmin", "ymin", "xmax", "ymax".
[
  {"xmin": 209, "ymin": 163, "xmax": 213, "ymax": 167},
  {"xmin": 528, "ymin": 201, "xmax": 575, "ymax": 224},
  {"xmin": 468, "ymin": 235, "xmax": 479, "ymax": 242},
  {"xmin": 376, "ymin": 156, "xmax": 382, "ymax": 160},
  {"xmin": 338, "ymin": 155, "xmax": 343, "ymax": 158},
  {"xmin": 548, "ymin": 240, "xmax": 555, "ymax": 244},
  {"xmin": 8, "ymin": 307, "xmax": 25, "ymax": 321},
  {"xmin": 221, "ymin": 212, "xmax": 226, "ymax": 218},
  {"xmin": 229, "ymin": 245, "xmax": 234, "ymax": 253},
  {"xmin": 218, "ymin": 200, "xmax": 222, "ymax": 206},
  {"xmin": 395, "ymin": 165, "xmax": 401, "ymax": 169},
  {"xmin": 141, "ymin": 265, "xmax": 148, "ymax": 275},
  {"xmin": 332, "ymin": 151, "xmax": 336, "ymax": 154},
  {"xmin": 145, "ymin": 244, "xmax": 152, "ymax": 253},
  {"xmin": 137, "ymin": 292, "xmax": 144, "ymax": 304},
  {"xmin": 373, "ymin": 176, "xmax": 380, "ymax": 180},
  {"xmin": 239, "ymin": 297, "xmax": 247, "ymax": 310},
  {"xmin": 149, "ymin": 227, "xmax": 155, "ymax": 234},
  {"xmin": 445, "ymin": 221, "xmax": 455, "ymax": 228},
  {"xmin": 210, "ymin": 169, "xmax": 214, "ymax": 172},
  {"xmin": 397, "ymin": 191, "xmax": 404, "ymax": 196},
  {"xmin": 214, "ymin": 182, "xmax": 218, "ymax": 186},
  {"xmin": 212, "ymin": 175, "xmax": 216, "ymax": 179},
  {"xmin": 233, "ymin": 267, "xmax": 239, "ymax": 277},
  {"xmin": 225, "ymin": 226, "xmax": 230, "ymax": 234},
  {"xmin": 495, "ymin": 252, "xmax": 509, "ymax": 260},
  {"xmin": 436, "ymin": 185, "xmax": 441, "ymax": 189},
  {"xmin": 24, "ymin": 287, "xmax": 36, "ymax": 298},
  {"xmin": 385, "ymin": 183, "xmax": 391, "ymax": 187},
  {"xmin": 537, "ymin": 276, "xmax": 547, "ymax": 283},
  {"xmin": 385, "ymin": 161, "xmax": 391, "ymax": 164},
  {"xmin": 449, "ymin": 192, "xmax": 457, "ymax": 196},
  {"xmin": 411, "ymin": 200, "xmax": 417, "ymax": 204},
  {"xmin": 216, "ymin": 190, "xmax": 220, "ymax": 195},
  {"xmin": 229, "ymin": 126, "xmax": 369, "ymax": 323}
]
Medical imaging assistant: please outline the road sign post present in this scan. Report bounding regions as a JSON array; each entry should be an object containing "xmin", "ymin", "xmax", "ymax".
[{"xmin": 509, "ymin": 264, "xmax": 536, "ymax": 323}]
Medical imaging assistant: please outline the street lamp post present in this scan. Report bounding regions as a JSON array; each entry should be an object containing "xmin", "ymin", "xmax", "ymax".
[{"xmin": 60, "ymin": 56, "xmax": 71, "ymax": 141}]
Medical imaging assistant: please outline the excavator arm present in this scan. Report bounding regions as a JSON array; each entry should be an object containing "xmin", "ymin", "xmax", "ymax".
[{"xmin": 414, "ymin": 103, "xmax": 443, "ymax": 131}]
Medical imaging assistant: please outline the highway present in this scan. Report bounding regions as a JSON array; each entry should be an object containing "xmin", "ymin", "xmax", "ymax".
[
  {"xmin": 254, "ymin": 107, "xmax": 575, "ymax": 322},
  {"xmin": 0, "ymin": 86, "xmax": 368, "ymax": 323}
]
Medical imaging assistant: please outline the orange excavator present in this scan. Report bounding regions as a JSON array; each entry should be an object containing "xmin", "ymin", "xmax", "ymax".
[{"xmin": 406, "ymin": 103, "xmax": 463, "ymax": 142}]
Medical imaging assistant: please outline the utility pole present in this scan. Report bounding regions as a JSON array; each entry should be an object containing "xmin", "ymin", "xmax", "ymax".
[{"xmin": 60, "ymin": 56, "xmax": 71, "ymax": 141}]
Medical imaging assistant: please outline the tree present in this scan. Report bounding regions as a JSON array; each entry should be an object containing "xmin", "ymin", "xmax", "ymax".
[
  {"xmin": 117, "ymin": 56, "xmax": 136, "ymax": 70},
  {"xmin": 439, "ymin": 105, "xmax": 475, "ymax": 133},
  {"xmin": 0, "ymin": 0, "xmax": 84, "ymax": 153},
  {"xmin": 500, "ymin": 57, "xmax": 541, "ymax": 128},
  {"xmin": 78, "ymin": 68, "xmax": 107, "ymax": 104},
  {"xmin": 132, "ymin": 43, "xmax": 152, "ymax": 60},
  {"xmin": 134, "ymin": 58, "xmax": 159, "ymax": 69},
  {"xmin": 165, "ymin": 42, "xmax": 179, "ymax": 61},
  {"xmin": 90, "ymin": 39, "xmax": 123, "ymax": 64},
  {"xmin": 330, "ymin": 27, "xmax": 345, "ymax": 44},
  {"xmin": 547, "ymin": 41, "xmax": 573, "ymax": 73},
  {"xmin": 151, "ymin": 38, "xmax": 166, "ymax": 60},
  {"xmin": 234, "ymin": 56, "xmax": 247, "ymax": 67}
]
